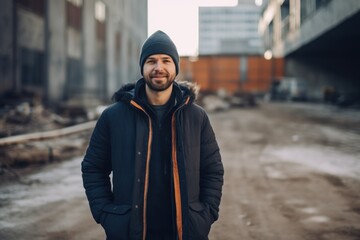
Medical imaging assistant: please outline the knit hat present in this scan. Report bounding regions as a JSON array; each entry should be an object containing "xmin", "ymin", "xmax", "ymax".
[{"xmin": 139, "ymin": 30, "xmax": 179, "ymax": 76}]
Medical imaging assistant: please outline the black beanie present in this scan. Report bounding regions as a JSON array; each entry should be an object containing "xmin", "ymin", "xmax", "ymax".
[{"xmin": 139, "ymin": 30, "xmax": 179, "ymax": 76}]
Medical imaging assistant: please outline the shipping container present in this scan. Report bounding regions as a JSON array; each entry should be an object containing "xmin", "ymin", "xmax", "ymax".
[{"xmin": 179, "ymin": 55, "xmax": 284, "ymax": 96}]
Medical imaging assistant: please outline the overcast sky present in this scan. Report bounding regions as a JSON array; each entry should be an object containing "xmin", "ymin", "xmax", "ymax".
[{"xmin": 147, "ymin": 0, "xmax": 238, "ymax": 56}]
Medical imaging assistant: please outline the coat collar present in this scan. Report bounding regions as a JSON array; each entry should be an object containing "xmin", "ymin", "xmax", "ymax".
[{"xmin": 112, "ymin": 78, "xmax": 198, "ymax": 106}]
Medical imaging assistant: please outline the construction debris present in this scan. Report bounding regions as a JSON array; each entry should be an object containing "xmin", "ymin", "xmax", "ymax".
[{"xmin": 0, "ymin": 94, "xmax": 101, "ymax": 171}]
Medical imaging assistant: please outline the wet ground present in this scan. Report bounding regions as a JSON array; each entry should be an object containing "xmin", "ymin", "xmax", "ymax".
[{"xmin": 1, "ymin": 102, "xmax": 360, "ymax": 240}]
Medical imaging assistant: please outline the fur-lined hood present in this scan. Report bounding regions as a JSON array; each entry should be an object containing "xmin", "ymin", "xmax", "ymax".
[{"xmin": 112, "ymin": 78, "xmax": 199, "ymax": 105}]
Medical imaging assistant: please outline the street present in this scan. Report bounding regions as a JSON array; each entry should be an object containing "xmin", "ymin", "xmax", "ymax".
[{"xmin": 1, "ymin": 102, "xmax": 360, "ymax": 240}]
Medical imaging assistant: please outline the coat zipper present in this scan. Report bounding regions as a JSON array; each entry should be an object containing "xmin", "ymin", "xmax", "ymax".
[
  {"xmin": 131, "ymin": 95, "xmax": 190, "ymax": 240},
  {"xmin": 130, "ymin": 100, "xmax": 153, "ymax": 240},
  {"xmin": 171, "ymin": 96, "xmax": 190, "ymax": 240}
]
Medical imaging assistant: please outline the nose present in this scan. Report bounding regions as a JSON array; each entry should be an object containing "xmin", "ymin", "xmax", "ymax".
[{"xmin": 154, "ymin": 61, "xmax": 164, "ymax": 70}]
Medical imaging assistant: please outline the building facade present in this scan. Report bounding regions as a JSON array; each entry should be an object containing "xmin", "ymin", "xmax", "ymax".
[
  {"xmin": 199, "ymin": 0, "xmax": 264, "ymax": 55},
  {"xmin": 259, "ymin": 0, "xmax": 360, "ymax": 101},
  {"xmin": 184, "ymin": 0, "xmax": 283, "ymax": 95},
  {"xmin": 0, "ymin": 0, "xmax": 147, "ymax": 105}
]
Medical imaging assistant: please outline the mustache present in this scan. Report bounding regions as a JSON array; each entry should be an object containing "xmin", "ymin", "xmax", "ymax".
[{"xmin": 150, "ymin": 72, "xmax": 168, "ymax": 78}]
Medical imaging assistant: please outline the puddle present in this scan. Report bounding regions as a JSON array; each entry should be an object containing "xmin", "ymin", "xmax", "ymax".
[
  {"xmin": 302, "ymin": 215, "xmax": 330, "ymax": 223},
  {"xmin": 0, "ymin": 157, "xmax": 85, "ymax": 228},
  {"xmin": 300, "ymin": 207, "xmax": 319, "ymax": 214},
  {"xmin": 263, "ymin": 146, "xmax": 360, "ymax": 179}
]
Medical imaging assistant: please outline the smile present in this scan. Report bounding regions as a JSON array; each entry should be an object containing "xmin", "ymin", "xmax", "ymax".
[{"xmin": 151, "ymin": 75, "xmax": 167, "ymax": 78}]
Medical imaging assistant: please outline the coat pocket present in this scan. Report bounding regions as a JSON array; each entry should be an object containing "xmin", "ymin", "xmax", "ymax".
[
  {"xmin": 101, "ymin": 204, "xmax": 131, "ymax": 240},
  {"xmin": 188, "ymin": 202, "xmax": 212, "ymax": 240}
]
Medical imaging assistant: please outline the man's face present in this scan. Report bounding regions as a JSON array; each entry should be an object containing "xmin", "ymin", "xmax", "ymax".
[{"xmin": 143, "ymin": 54, "xmax": 176, "ymax": 92}]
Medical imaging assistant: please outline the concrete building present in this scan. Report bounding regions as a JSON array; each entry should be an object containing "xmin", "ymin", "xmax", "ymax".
[
  {"xmin": 189, "ymin": 0, "xmax": 283, "ymax": 96},
  {"xmin": 259, "ymin": 0, "xmax": 360, "ymax": 102},
  {"xmin": 198, "ymin": 0, "xmax": 264, "ymax": 55},
  {"xmin": 0, "ymin": 0, "xmax": 147, "ymax": 105}
]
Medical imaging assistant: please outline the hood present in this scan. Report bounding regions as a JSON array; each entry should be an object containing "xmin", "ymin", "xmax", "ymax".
[{"xmin": 112, "ymin": 78, "xmax": 199, "ymax": 104}]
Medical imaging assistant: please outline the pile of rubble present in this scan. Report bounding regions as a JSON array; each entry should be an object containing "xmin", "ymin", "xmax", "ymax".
[
  {"xmin": 197, "ymin": 89, "xmax": 257, "ymax": 112},
  {"xmin": 0, "ymin": 92, "xmax": 104, "ymax": 175}
]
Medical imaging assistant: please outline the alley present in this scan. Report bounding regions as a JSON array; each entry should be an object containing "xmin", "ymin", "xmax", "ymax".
[{"xmin": 0, "ymin": 102, "xmax": 360, "ymax": 240}]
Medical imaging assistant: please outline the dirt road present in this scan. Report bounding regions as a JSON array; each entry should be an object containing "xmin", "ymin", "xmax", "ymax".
[
  {"xmin": 1, "ymin": 102, "xmax": 360, "ymax": 240},
  {"xmin": 210, "ymin": 103, "xmax": 360, "ymax": 240}
]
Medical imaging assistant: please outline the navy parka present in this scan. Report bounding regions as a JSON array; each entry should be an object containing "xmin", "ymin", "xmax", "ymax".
[{"xmin": 81, "ymin": 79, "xmax": 224, "ymax": 240}]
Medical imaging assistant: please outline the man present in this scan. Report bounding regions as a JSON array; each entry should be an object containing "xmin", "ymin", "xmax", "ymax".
[{"xmin": 82, "ymin": 30, "xmax": 224, "ymax": 240}]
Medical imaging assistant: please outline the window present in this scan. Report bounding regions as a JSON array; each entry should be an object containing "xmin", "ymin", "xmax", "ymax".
[
  {"xmin": 95, "ymin": 1, "xmax": 106, "ymax": 23},
  {"xmin": 115, "ymin": 32, "xmax": 121, "ymax": 64},
  {"xmin": 20, "ymin": 48, "xmax": 44, "ymax": 87},
  {"xmin": 95, "ymin": 1, "xmax": 106, "ymax": 41},
  {"xmin": 67, "ymin": 0, "xmax": 82, "ymax": 7},
  {"xmin": 66, "ymin": 0, "xmax": 82, "ymax": 30},
  {"xmin": 17, "ymin": 0, "xmax": 45, "ymax": 17}
]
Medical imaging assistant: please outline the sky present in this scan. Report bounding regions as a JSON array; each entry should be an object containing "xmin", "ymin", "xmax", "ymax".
[{"xmin": 147, "ymin": 0, "xmax": 239, "ymax": 56}]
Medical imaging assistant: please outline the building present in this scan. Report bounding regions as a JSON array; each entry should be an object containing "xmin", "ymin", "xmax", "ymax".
[
  {"xmin": 179, "ymin": 0, "xmax": 283, "ymax": 95},
  {"xmin": 198, "ymin": 0, "xmax": 264, "ymax": 55},
  {"xmin": 0, "ymin": 0, "xmax": 147, "ymax": 105},
  {"xmin": 259, "ymin": 0, "xmax": 360, "ymax": 101}
]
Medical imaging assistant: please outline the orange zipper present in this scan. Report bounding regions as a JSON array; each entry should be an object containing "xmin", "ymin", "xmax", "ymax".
[
  {"xmin": 130, "ymin": 100, "xmax": 152, "ymax": 240},
  {"xmin": 131, "ymin": 95, "xmax": 190, "ymax": 240},
  {"xmin": 171, "ymin": 96, "xmax": 190, "ymax": 240}
]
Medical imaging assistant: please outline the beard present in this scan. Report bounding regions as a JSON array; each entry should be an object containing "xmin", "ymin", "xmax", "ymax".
[{"xmin": 144, "ymin": 72, "xmax": 175, "ymax": 92}]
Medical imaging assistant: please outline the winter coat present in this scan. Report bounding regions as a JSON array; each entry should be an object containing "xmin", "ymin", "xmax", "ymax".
[{"xmin": 81, "ymin": 78, "xmax": 224, "ymax": 240}]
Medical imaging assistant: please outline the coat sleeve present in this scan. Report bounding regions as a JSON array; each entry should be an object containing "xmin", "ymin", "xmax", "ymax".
[
  {"xmin": 200, "ymin": 113, "xmax": 224, "ymax": 222},
  {"xmin": 81, "ymin": 109, "xmax": 113, "ymax": 223}
]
